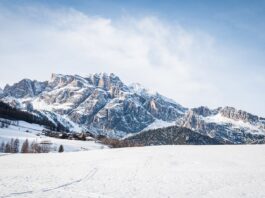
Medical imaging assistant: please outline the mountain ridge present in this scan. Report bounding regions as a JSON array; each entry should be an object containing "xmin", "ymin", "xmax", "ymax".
[
  {"xmin": 0, "ymin": 73, "xmax": 186, "ymax": 137},
  {"xmin": 0, "ymin": 73, "xmax": 264, "ymax": 143}
]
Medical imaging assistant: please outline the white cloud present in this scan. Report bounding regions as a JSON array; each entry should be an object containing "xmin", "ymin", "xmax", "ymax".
[{"xmin": 0, "ymin": 6, "xmax": 264, "ymax": 116}]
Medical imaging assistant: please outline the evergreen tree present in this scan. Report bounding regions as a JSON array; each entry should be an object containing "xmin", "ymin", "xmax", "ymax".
[{"xmin": 58, "ymin": 145, "xmax": 64, "ymax": 153}]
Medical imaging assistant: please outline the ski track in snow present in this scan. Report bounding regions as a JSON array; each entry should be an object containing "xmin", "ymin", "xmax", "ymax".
[
  {"xmin": 1, "ymin": 145, "xmax": 265, "ymax": 198},
  {"xmin": 0, "ymin": 168, "xmax": 98, "ymax": 198},
  {"xmin": 42, "ymin": 168, "xmax": 98, "ymax": 192}
]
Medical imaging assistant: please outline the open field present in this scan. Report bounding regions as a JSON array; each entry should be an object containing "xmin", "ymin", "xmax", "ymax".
[{"xmin": 1, "ymin": 145, "xmax": 265, "ymax": 198}]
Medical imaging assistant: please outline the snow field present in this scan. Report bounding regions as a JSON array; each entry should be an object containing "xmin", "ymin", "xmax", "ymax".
[{"xmin": 0, "ymin": 145, "xmax": 265, "ymax": 198}]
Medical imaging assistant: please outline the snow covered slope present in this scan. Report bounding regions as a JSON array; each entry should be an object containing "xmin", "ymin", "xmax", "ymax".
[
  {"xmin": 0, "ymin": 145, "xmax": 265, "ymax": 198},
  {"xmin": 0, "ymin": 120, "xmax": 107, "ymax": 152}
]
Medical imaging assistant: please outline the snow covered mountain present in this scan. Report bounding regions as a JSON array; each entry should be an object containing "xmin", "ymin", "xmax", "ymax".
[
  {"xmin": 0, "ymin": 73, "xmax": 186, "ymax": 137},
  {"xmin": 179, "ymin": 106, "xmax": 265, "ymax": 144},
  {"xmin": 0, "ymin": 73, "xmax": 264, "ymax": 143}
]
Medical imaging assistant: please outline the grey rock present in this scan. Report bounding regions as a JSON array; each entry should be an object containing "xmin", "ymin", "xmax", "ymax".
[
  {"xmin": 219, "ymin": 106, "xmax": 259, "ymax": 124},
  {"xmin": 3, "ymin": 79, "xmax": 47, "ymax": 98},
  {"xmin": 0, "ymin": 88, "xmax": 3, "ymax": 98}
]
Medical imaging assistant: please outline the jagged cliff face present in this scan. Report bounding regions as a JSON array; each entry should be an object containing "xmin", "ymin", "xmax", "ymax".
[
  {"xmin": 0, "ymin": 73, "xmax": 264, "ymax": 143},
  {"xmin": 3, "ymin": 79, "xmax": 48, "ymax": 98},
  {"xmin": 180, "ymin": 106, "xmax": 265, "ymax": 144},
  {"xmin": 0, "ymin": 73, "xmax": 186, "ymax": 137}
]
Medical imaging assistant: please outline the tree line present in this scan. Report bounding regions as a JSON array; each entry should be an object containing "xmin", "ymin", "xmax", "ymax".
[
  {"xmin": 0, "ymin": 101, "xmax": 68, "ymax": 132},
  {"xmin": 0, "ymin": 138, "xmax": 64, "ymax": 153}
]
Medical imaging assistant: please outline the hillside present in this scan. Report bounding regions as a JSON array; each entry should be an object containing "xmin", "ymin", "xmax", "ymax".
[
  {"xmin": 125, "ymin": 126, "xmax": 222, "ymax": 145},
  {"xmin": 0, "ymin": 101, "xmax": 68, "ymax": 132},
  {"xmin": 0, "ymin": 119, "xmax": 107, "ymax": 152}
]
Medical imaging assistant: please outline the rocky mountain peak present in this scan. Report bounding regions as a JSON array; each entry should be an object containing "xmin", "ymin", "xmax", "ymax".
[
  {"xmin": 85, "ymin": 72, "xmax": 127, "ymax": 92},
  {"xmin": 1, "ymin": 73, "xmax": 189, "ymax": 136},
  {"xmin": 49, "ymin": 73, "xmax": 127, "ymax": 92},
  {"xmin": 50, "ymin": 73, "xmax": 76, "ymax": 88},
  {"xmin": 3, "ymin": 79, "xmax": 47, "ymax": 98},
  {"xmin": 219, "ymin": 106, "xmax": 260, "ymax": 124},
  {"xmin": 191, "ymin": 106, "xmax": 213, "ymax": 117},
  {"xmin": 129, "ymin": 83, "xmax": 156, "ymax": 96},
  {"xmin": 179, "ymin": 105, "xmax": 265, "ymax": 144}
]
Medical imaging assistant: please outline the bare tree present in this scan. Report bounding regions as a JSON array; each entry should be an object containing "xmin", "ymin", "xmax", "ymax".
[
  {"xmin": 40, "ymin": 144, "xmax": 51, "ymax": 153},
  {"xmin": 30, "ymin": 141, "xmax": 41, "ymax": 153},
  {"xmin": 10, "ymin": 138, "xmax": 15, "ymax": 153},
  {"xmin": 21, "ymin": 139, "xmax": 29, "ymax": 153},
  {"xmin": 13, "ymin": 139, "xmax": 20, "ymax": 153}
]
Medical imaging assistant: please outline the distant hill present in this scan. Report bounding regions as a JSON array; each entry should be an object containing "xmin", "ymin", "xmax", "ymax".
[{"xmin": 125, "ymin": 126, "xmax": 223, "ymax": 145}]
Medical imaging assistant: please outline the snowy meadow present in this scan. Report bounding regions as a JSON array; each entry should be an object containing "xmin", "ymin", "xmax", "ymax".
[{"xmin": 1, "ymin": 145, "xmax": 265, "ymax": 198}]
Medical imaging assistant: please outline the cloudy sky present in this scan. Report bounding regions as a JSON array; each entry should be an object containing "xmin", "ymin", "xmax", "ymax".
[{"xmin": 0, "ymin": 0, "xmax": 264, "ymax": 116}]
